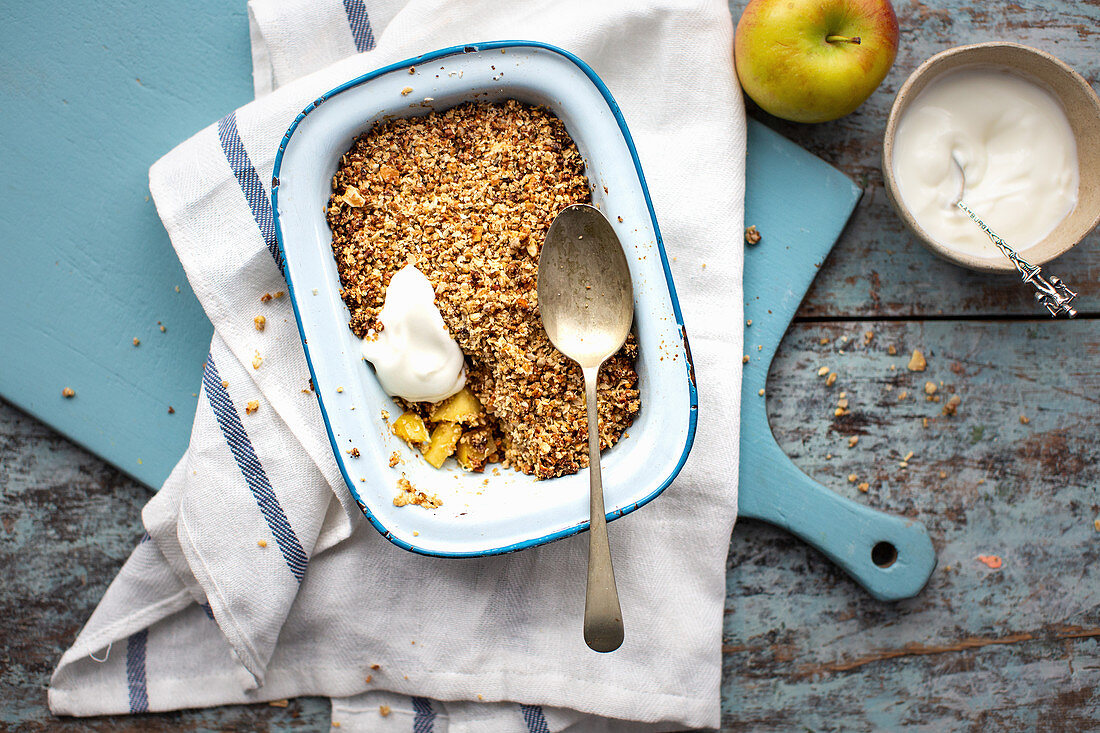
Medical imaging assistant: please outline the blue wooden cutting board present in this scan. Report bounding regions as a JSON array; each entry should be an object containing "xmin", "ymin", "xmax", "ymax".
[{"xmin": 0, "ymin": 6, "xmax": 935, "ymax": 600}]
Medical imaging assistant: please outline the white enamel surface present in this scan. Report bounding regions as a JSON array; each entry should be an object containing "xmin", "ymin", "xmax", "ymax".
[{"xmin": 275, "ymin": 45, "xmax": 693, "ymax": 555}]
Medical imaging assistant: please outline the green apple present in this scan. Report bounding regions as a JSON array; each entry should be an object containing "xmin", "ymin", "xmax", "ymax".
[{"xmin": 734, "ymin": 0, "xmax": 899, "ymax": 123}]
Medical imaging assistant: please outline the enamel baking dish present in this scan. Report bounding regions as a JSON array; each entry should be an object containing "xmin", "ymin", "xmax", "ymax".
[{"xmin": 272, "ymin": 41, "xmax": 697, "ymax": 556}]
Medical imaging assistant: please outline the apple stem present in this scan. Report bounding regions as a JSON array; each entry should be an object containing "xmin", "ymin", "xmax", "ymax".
[{"xmin": 826, "ymin": 34, "xmax": 861, "ymax": 44}]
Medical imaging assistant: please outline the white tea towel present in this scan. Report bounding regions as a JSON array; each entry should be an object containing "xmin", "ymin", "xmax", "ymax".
[{"xmin": 50, "ymin": 0, "xmax": 745, "ymax": 729}]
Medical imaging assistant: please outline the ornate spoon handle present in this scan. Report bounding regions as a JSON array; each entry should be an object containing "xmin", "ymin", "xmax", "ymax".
[{"xmin": 955, "ymin": 201, "xmax": 1077, "ymax": 318}]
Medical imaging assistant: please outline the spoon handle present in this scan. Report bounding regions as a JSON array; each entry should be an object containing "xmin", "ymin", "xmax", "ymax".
[{"xmin": 581, "ymin": 365, "xmax": 624, "ymax": 653}]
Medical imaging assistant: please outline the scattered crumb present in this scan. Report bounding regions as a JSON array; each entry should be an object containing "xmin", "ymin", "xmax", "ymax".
[
  {"xmin": 907, "ymin": 349, "xmax": 926, "ymax": 372},
  {"xmin": 924, "ymin": 381, "xmax": 937, "ymax": 396},
  {"xmin": 922, "ymin": 417, "xmax": 929, "ymax": 428},
  {"xmin": 274, "ymin": 291, "xmax": 285, "ymax": 299},
  {"xmin": 389, "ymin": 451, "xmax": 401, "ymax": 467},
  {"xmin": 347, "ymin": 447, "xmax": 360, "ymax": 458},
  {"xmin": 261, "ymin": 293, "xmax": 273, "ymax": 303},
  {"xmin": 617, "ymin": 216, "xmax": 623, "ymax": 222},
  {"xmin": 826, "ymin": 372, "xmax": 837, "ymax": 387},
  {"xmin": 837, "ymin": 398, "xmax": 849, "ymax": 409},
  {"xmin": 174, "ymin": 285, "xmax": 181, "ymax": 293},
  {"xmin": 834, "ymin": 407, "xmax": 848, "ymax": 417},
  {"xmin": 1094, "ymin": 519, "xmax": 1100, "ymax": 532},
  {"xmin": 254, "ymin": 315, "xmax": 266, "ymax": 331},
  {"xmin": 62, "ymin": 387, "xmax": 75, "ymax": 398},
  {"xmin": 268, "ymin": 699, "xmax": 289, "ymax": 708},
  {"xmin": 825, "ymin": 453, "xmax": 833, "ymax": 460},
  {"xmin": 897, "ymin": 390, "xmax": 908, "ymax": 401},
  {"xmin": 381, "ymin": 409, "xmax": 390, "ymax": 421},
  {"xmin": 817, "ymin": 366, "xmax": 830, "ymax": 376},
  {"xmin": 159, "ymin": 324, "xmax": 166, "ymax": 333},
  {"xmin": 939, "ymin": 470, "xmax": 947, "ymax": 479},
  {"xmin": 379, "ymin": 705, "xmax": 391, "ymax": 717},
  {"xmin": 863, "ymin": 330, "xmax": 874, "ymax": 345},
  {"xmin": 365, "ymin": 675, "xmax": 373, "ymax": 683},
  {"xmin": 168, "ymin": 406, "xmax": 175, "ymax": 414},
  {"xmin": 252, "ymin": 351, "xmax": 263, "ymax": 369},
  {"xmin": 903, "ymin": 451, "xmax": 914, "ymax": 462},
  {"xmin": 333, "ymin": 722, "xmax": 341, "ymax": 728},
  {"xmin": 942, "ymin": 394, "xmax": 961, "ymax": 417},
  {"xmin": 977, "ymin": 554, "xmax": 1003, "ymax": 570},
  {"xmin": 258, "ymin": 540, "xmax": 267, "ymax": 548},
  {"xmin": 1019, "ymin": 415, "xmax": 1030, "ymax": 425},
  {"xmin": 848, "ymin": 436, "xmax": 858, "ymax": 448},
  {"xmin": 742, "ymin": 355, "xmax": 750, "ymax": 364},
  {"xmin": 857, "ymin": 482, "xmax": 870, "ymax": 493},
  {"xmin": 246, "ymin": 400, "xmax": 259, "ymax": 415},
  {"xmin": 746, "ymin": 319, "xmax": 752, "ymax": 326},
  {"xmin": 132, "ymin": 337, "xmax": 140, "ymax": 347},
  {"xmin": 887, "ymin": 345, "xmax": 897, "ymax": 355},
  {"xmin": 848, "ymin": 473, "xmax": 857, "ymax": 482},
  {"xmin": 222, "ymin": 380, "xmax": 229, "ymax": 389},
  {"xmin": 401, "ymin": 86, "xmax": 413, "ymax": 96},
  {"xmin": 337, "ymin": 386, "xmax": 344, "ymax": 393},
  {"xmin": 758, "ymin": 389, "xmax": 765, "ymax": 396},
  {"xmin": 393, "ymin": 475, "xmax": 442, "ymax": 509},
  {"xmin": 370, "ymin": 664, "xmax": 381, "ymax": 670},
  {"xmin": 744, "ymin": 225, "xmax": 762, "ymax": 244},
  {"xmin": 819, "ymin": 337, "xmax": 829, "ymax": 345}
]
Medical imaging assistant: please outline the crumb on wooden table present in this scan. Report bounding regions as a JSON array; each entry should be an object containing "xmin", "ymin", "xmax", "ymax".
[
  {"xmin": 1019, "ymin": 415, "xmax": 1030, "ymax": 425},
  {"xmin": 817, "ymin": 366, "xmax": 830, "ymax": 377},
  {"xmin": 908, "ymin": 349, "xmax": 927, "ymax": 372},
  {"xmin": 857, "ymin": 482, "xmax": 870, "ymax": 493},
  {"xmin": 848, "ymin": 436, "xmax": 858, "ymax": 448},
  {"xmin": 826, "ymin": 372, "xmax": 837, "ymax": 387},
  {"xmin": 942, "ymin": 394, "xmax": 961, "ymax": 416}
]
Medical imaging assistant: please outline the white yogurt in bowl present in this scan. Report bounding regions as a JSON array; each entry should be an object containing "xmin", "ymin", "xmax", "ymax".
[{"xmin": 891, "ymin": 68, "xmax": 1079, "ymax": 260}]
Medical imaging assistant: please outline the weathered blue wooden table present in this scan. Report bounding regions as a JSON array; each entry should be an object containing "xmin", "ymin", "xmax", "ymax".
[{"xmin": 2, "ymin": 1, "xmax": 1100, "ymax": 730}]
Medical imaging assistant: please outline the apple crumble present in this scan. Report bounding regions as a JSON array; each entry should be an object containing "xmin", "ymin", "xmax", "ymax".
[{"xmin": 327, "ymin": 100, "xmax": 639, "ymax": 479}]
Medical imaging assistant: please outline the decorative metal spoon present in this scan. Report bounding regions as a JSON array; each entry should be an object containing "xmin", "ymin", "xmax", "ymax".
[
  {"xmin": 538, "ymin": 204, "xmax": 632, "ymax": 653},
  {"xmin": 951, "ymin": 154, "xmax": 1077, "ymax": 318}
]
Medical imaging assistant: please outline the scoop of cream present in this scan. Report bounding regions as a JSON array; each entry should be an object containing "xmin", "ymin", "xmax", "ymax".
[{"xmin": 361, "ymin": 264, "xmax": 465, "ymax": 403}]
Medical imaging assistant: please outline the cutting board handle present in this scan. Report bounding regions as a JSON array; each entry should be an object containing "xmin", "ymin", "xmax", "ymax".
[{"xmin": 739, "ymin": 436, "xmax": 936, "ymax": 601}]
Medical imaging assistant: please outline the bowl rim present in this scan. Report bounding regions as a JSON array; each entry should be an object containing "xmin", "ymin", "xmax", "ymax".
[
  {"xmin": 270, "ymin": 40, "xmax": 699, "ymax": 557},
  {"xmin": 882, "ymin": 41, "xmax": 1100, "ymax": 273}
]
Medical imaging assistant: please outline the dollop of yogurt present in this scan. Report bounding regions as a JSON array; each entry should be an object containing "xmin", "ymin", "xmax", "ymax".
[
  {"xmin": 361, "ymin": 264, "xmax": 465, "ymax": 403},
  {"xmin": 892, "ymin": 68, "xmax": 1079, "ymax": 258}
]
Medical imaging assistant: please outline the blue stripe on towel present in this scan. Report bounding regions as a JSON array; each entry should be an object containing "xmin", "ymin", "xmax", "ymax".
[
  {"xmin": 342, "ymin": 0, "xmax": 376, "ymax": 52},
  {"xmin": 216, "ymin": 112, "xmax": 284, "ymax": 273},
  {"xmin": 412, "ymin": 696, "xmax": 436, "ymax": 732},
  {"xmin": 202, "ymin": 353, "xmax": 308, "ymax": 582},
  {"xmin": 126, "ymin": 629, "xmax": 149, "ymax": 713},
  {"xmin": 521, "ymin": 704, "xmax": 550, "ymax": 733}
]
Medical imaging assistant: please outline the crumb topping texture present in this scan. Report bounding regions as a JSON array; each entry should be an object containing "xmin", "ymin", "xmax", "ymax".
[{"xmin": 327, "ymin": 100, "xmax": 639, "ymax": 479}]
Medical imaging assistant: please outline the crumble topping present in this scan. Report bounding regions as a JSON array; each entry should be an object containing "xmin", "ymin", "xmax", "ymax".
[{"xmin": 327, "ymin": 100, "xmax": 639, "ymax": 479}]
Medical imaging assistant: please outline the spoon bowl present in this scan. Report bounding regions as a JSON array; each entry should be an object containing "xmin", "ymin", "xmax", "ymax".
[{"xmin": 538, "ymin": 203, "xmax": 634, "ymax": 653}]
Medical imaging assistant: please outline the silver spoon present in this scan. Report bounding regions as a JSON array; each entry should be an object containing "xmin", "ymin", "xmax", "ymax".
[
  {"xmin": 538, "ymin": 203, "xmax": 632, "ymax": 653},
  {"xmin": 950, "ymin": 153, "xmax": 1077, "ymax": 317}
]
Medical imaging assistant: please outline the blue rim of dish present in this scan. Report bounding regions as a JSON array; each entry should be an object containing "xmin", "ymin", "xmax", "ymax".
[{"xmin": 271, "ymin": 40, "xmax": 699, "ymax": 558}]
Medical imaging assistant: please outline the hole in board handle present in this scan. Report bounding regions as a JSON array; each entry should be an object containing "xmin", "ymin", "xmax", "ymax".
[{"xmin": 872, "ymin": 541, "xmax": 898, "ymax": 568}]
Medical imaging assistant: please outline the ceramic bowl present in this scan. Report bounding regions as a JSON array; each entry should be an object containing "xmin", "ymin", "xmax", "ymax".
[
  {"xmin": 882, "ymin": 42, "xmax": 1100, "ymax": 272},
  {"xmin": 272, "ymin": 42, "xmax": 697, "ymax": 557}
]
